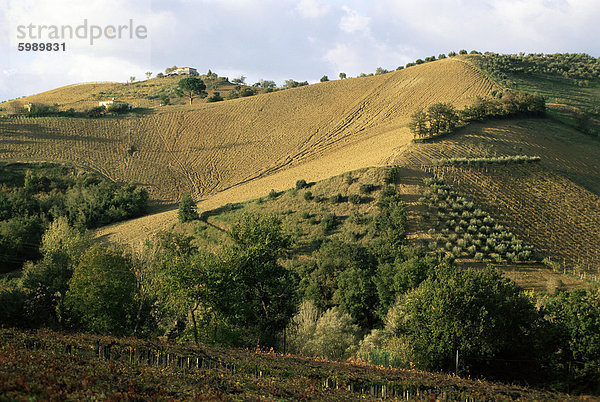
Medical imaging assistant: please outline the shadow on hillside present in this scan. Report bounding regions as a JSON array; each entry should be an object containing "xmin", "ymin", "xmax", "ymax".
[{"xmin": 1, "ymin": 122, "xmax": 117, "ymax": 143}]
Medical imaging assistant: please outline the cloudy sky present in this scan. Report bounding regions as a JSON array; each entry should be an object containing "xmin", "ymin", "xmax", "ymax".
[{"xmin": 1, "ymin": 0, "xmax": 599, "ymax": 101}]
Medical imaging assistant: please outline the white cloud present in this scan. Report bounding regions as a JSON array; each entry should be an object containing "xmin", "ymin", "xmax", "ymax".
[
  {"xmin": 1, "ymin": 0, "xmax": 599, "ymax": 101},
  {"xmin": 339, "ymin": 6, "xmax": 370, "ymax": 34},
  {"xmin": 295, "ymin": 0, "xmax": 330, "ymax": 19}
]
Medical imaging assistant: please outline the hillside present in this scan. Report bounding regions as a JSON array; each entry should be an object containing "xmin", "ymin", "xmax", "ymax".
[
  {"xmin": 162, "ymin": 166, "xmax": 589, "ymax": 292},
  {"xmin": 0, "ymin": 58, "xmax": 494, "ymax": 206},
  {"xmin": 393, "ymin": 118, "xmax": 600, "ymax": 272},
  {"xmin": 0, "ymin": 328, "xmax": 573, "ymax": 400},
  {"xmin": 0, "ymin": 74, "xmax": 241, "ymax": 111}
]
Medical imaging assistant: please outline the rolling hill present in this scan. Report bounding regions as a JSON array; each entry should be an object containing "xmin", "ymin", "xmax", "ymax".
[{"xmin": 0, "ymin": 58, "xmax": 494, "ymax": 206}]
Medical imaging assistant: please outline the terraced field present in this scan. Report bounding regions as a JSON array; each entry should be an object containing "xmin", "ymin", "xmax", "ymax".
[{"xmin": 0, "ymin": 58, "xmax": 495, "ymax": 207}]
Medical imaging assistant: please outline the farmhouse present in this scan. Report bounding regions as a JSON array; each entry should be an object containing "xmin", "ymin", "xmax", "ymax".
[
  {"xmin": 99, "ymin": 99, "xmax": 133, "ymax": 109},
  {"xmin": 174, "ymin": 67, "xmax": 199, "ymax": 76}
]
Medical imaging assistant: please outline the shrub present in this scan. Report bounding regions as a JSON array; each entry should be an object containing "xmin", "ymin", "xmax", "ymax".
[
  {"xmin": 268, "ymin": 189, "xmax": 279, "ymax": 199},
  {"xmin": 303, "ymin": 191, "xmax": 313, "ymax": 201},
  {"xmin": 301, "ymin": 212, "xmax": 311, "ymax": 219},
  {"xmin": 178, "ymin": 193, "xmax": 199, "ymax": 222},
  {"xmin": 359, "ymin": 183, "xmax": 375, "ymax": 194},
  {"xmin": 296, "ymin": 179, "xmax": 308, "ymax": 190},
  {"xmin": 345, "ymin": 175, "xmax": 354, "ymax": 185},
  {"xmin": 383, "ymin": 166, "xmax": 400, "ymax": 184},
  {"xmin": 106, "ymin": 102, "xmax": 131, "ymax": 114},
  {"xmin": 321, "ymin": 214, "xmax": 336, "ymax": 233},
  {"xmin": 85, "ymin": 106, "xmax": 105, "ymax": 117},
  {"xmin": 206, "ymin": 92, "xmax": 224, "ymax": 102},
  {"xmin": 330, "ymin": 193, "xmax": 343, "ymax": 204},
  {"xmin": 348, "ymin": 194, "xmax": 361, "ymax": 205}
]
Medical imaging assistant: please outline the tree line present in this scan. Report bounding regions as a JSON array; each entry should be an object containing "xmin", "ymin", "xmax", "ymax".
[{"xmin": 410, "ymin": 91, "xmax": 546, "ymax": 139}]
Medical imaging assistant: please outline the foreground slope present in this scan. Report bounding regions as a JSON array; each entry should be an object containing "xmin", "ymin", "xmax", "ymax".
[
  {"xmin": 0, "ymin": 328, "xmax": 571, "ymax": 400},
  {"xmin": 0, "ymin": 58, "xmax": 494, "ymax": 206}
]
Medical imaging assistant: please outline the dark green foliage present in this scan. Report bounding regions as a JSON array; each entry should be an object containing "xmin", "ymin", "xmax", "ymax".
[
  {"xmin": 296, "ymin": 179, "xmax": 308, "ymax": 190},
  {"xmin": 0, "ymin": 164, "xmax": 147, "ymax": 270},
  {"xmin": 410, "ymin": 93, "xmax": 545, "ymax": 139},
  {"xmin": 64, "ymin": 246, "xmax": 136, "ymax": 335},
  {"xmin": 106, "ymin": 102, "xmax": 131, "ymax": 114},
  {"xmin": 373, "ymin": 186, "xmax": 407, "ymax": 260},
  {"xmin": 206, "ymin": 92, "xmax": 224, "ymax": 102},
  {"xmin": 320, "ymin": 75, "xmax": 329, "ymax": 82},
  {"xmin": 85, "ymin": 106, "xmax": 105, "ymax": 117},
  {"xmin": 227, "ymin": 87, "xmax": 258, "ymax": 99},
  {"xmin": 387, "ymin": 268, "xmax": 541, "ymax": 378},
  {"xmin": 0, "ymin": 216, "xmax": 43, "ymax": 272},
  {"xmin": 374, "ymin": 256, "xmax": 442, "ymax": 318},
  {"xmin": 0, "ymin": 287, "xmax": 27, "ymax": 328},
  {"xmin": 348, "ymin": 194, "xmax": 362, "ymax": 204},
  {"xmin": 359, "ymin": 183, "xmax": 374, "ymax": 194},
  {"xmin": 320, "ymin": 213, "xmax": 336, "ymax": 233},
  {"xmin": 207, "ymin": 215, "xmax": 296, "ymax": 346},
  {"xmin": 329, "ymin": 193, "xmax": 343, "ymax": 204},
  {"xmin": 477, "ymin": 52, "xmax": 600, "ymax": 81},
  {"xmin": 176, "ymin": 77, "xmax": 207, "ymax": 104},
  {"xmin": 383, "ymin": 166, "xmax": 401, "ymax": 184},
  {"xmin": 26, "ymin": 103, "xmax": 59, "ymax": 116},
  {"xmin": 159, "ymin": 95, "xmax": 170, "ymax": 105},
  {"xmin": 283, "ymin": 79, "xmax": 309, "ymax": 89},
  {"xmin": 303, "ymin": 191, "xmax": 313, "ymax": 201},
  {"xmin": 545, "ymin": 289, "xmax": 600, "ymax": 393},
  {"xmin": 178, "ymin": 193, "xmax": 199, "ymax": 223},
  {"xmin": 304, "ymin": 240, "xmax": 378, "ymax": 328},
  {"xmin": 268, "ymin": 189, "xmax": 279, "ymax": 199}
]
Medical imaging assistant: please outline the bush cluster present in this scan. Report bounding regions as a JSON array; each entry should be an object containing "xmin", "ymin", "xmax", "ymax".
[{"xmin": 0, "ymin": 164, "xmax": 148, "ymax": 271}]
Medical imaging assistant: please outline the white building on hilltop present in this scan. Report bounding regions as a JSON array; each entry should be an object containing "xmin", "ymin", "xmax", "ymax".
[{"xmin": 174, "ymin": 67, "xmax": 199, "ymax": 76}]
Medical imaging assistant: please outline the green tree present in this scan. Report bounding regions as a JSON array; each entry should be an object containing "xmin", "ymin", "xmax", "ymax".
[
  {"xmin": 21, "ymin": 217, "xmax": 92, "ymax": 326},
  {"xmin": 408, "ymin": 109, "xmax": 428, "ymax": 138},
  {"xmin": 207, "ymin": 214, "xmax": 296, "ymax": 346},
  {"xmin": 176, "ymin": 77, "xmax": 207, "ymax": 104},
  {"xmin": 386, "ymin": 268, "xmax": 541, "ymax": 377},
  {"xmin": 545, "ymin": 288, "xmax": 600, "ymax": 393},
  {"xmin": 165, "ymin": 65, "xmax": 178, "ymax": 74},
  {"xmin": 339, "ymin": 72, "xmax": 347, "ymax": 79},
  {"xmin": 64, "ymin": 246, "xmax": 136, "ymax": 335},
  {"xmin": 178, "ymin": 193, "xmax": 199, "ymax": 222},
  {"xmin": 231, "ymin": 75, "xmax": 246, "ymax": 85},
  {"xmin": 320, "ymin": 75, "xmax": 329, "ymax": 82}
]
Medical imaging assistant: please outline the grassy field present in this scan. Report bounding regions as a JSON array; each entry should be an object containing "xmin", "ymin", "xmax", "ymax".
[
  {"xmin": 0, "ymin": 328, "xmax": 573, "ymax": 400},
  {"xmin": 0, "ymin": 58, "xmax": 494, "ymax": 206}
]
